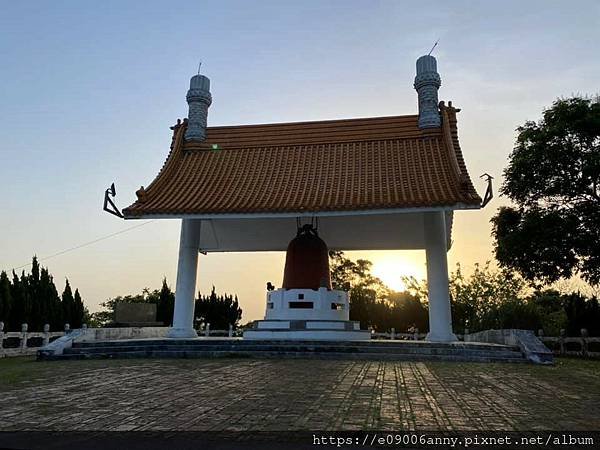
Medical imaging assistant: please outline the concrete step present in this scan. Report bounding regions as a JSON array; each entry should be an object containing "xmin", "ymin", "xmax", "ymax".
[
  {"xmin": 65, "ymin": 343, "xmax": 522, "ymax": 358},
  {"xmin": 73, "ymin": 338, "xmax": 519, "ymax": 353},
  {"xmin": 42, "ymin": 338, "xmax": 529, "ymax": 363},
  {"xmin": 53, "ymin": 349, "xmax": 528, "ymax": 363}
]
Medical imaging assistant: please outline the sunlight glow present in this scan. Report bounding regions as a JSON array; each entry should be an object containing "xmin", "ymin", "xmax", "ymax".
[{"xmin": 371, "ymin": 257, "xmax": 425, "ymax": 292}]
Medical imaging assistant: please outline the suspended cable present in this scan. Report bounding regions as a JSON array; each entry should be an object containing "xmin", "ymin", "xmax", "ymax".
[{"xmin": 6, "ymin": 220, "xmax": 157, "ymax": 272}]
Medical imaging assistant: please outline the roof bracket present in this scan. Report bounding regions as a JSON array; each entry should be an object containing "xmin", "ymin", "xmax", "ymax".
[
  {"xmin": 479, "ymin": 173, "xmax": 494, "ymax": 208},
  {"xmin": 103, "ymin": 183, "xmax": 124, "ymax": 218}
]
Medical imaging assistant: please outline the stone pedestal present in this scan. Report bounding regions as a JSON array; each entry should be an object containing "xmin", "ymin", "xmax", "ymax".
[{"xmin": 244, "ymin": 287, "xmax": 369, "ymax": 341}]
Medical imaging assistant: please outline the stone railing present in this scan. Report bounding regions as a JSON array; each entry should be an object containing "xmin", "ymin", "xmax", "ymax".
[
  {"xmin": 537, "ymin": 329, "xmax": 600, "ymax": 358},
  {"xmin": 197, "ymin": 324, "xmax": 243, "ymax": 338},
  {"xmin": 371, "ymin": 328, "xmax": 428, "ymax": 341},
  {"xmin": 0, "ymin": 322, "xmax": 81, "ymax": 358},
  {"xmin": 465, "ymin": 329, "xmax": 553, "ymax": 364},
  {"xmin": 371, "ymin": 327, "xmax": 599, "ymax": 361}
]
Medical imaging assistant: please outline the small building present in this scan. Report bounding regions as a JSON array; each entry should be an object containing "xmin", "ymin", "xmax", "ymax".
[{"xmin": 122, "ymin": 54, "xmax": 482, "ymax": 342}]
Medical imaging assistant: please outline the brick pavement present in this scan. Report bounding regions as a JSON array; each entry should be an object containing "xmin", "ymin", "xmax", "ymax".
[{"xmin": 0, "ymin": 358, "xmax": 597, "ymax": 431}]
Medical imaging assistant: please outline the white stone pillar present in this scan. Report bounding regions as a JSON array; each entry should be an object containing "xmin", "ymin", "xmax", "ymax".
[
  {"xmin": 424, "ymin": 211, "xmax": 457, "ymax": 342},
  {"xmin": 168, "ymin": 219, "xmax": 202, "ymax": 338}
]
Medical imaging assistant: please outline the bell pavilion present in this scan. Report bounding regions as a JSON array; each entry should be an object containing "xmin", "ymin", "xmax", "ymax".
[{"xmin": 122, "ymin": 54, "xmax": 482, "ymax": 343}]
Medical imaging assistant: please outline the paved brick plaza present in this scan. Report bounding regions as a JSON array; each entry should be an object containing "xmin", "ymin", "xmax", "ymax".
[{"xmin": 0, "ymin": 358, "xmax": 598, "ymax": 431}]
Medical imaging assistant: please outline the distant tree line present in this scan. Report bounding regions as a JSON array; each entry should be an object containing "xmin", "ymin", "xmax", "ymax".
[
  {"xmin": 0, "ymin": 257, "xmax": 86, "ymax": 331},
  {"xmin": 329, "ymin": 251, "xmax": 429, "ymax": 333},
  {"xmin": 195, "ymin": 286, "xmax": 242, "ymax": 329},
  {"xmin": 449, "ymin": 262, "xmax": 600, "ymax": 336},
  {"xmin": 330, "ymin": 252, "xmax": 600, "ymax": 336},
  {"xmin": 91, "ymin": 280, "xmax": 242, "ymax": 330},
  {"xmin": 90, "ymin": 278, "xmax": 175, "ymax": 327}
]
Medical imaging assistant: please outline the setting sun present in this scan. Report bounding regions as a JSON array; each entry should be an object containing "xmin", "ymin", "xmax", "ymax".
[{"xmin": 368, "ymin": 253, "xmax": 426, "ymax": 292}]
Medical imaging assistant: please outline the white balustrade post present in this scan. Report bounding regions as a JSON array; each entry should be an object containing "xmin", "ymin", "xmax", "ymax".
[
  {"xmin": 42, "ymin": 324, "xmax": 50, "ymax": 346},
  {"xmin": 169, "ymin": 219, "xmax": 202, "ymax": 338},
  {"xmin": 205, "ymin": 323, "xmax": 210, "ymax": 337},
  {"xmin": 64, "ymin": 323, "xmax": 70, "ymax": 334},
  {"xmin": 0, "ymin": 322, "xmax": 4, "ymax": 357},
  {"xmin": 20, "ymin": 323, "xmax": 28, "ymax": 351},
  {"xmin": 390, "ymin": 327, "xmax": 396, "ymax": 340},
  {"xmin": 424, "ymin": 211, "xmax": 457, "ymax": 342},
  {"xmin": 228, "ymin": 324, "xmax": 233, "ymax": 338},
  {"xmin": 581, "ymin": 328, "xmax": 589, "ymax": 357}
]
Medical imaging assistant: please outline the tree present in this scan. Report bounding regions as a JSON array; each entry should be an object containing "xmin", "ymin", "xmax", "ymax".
[
  {"xmin": 561, "ymin": 292, "xmax": 600, "ymax": 336},
  {"xmin": 0, "ymin": 271, "xmax": 12, "ymax": 326},
  {"xmin": 528, "ymin": 289, "xmax": 567, "ymax": 336},
  {"xmin": 492, "ymin": 97, "xmax": 600, "ymax": 285},
  {"xmin": 61, "ymin": 279, "xmax": 75, "ymax": 327},
  {"xmin": 194, "ymin": 286, "xmax": 242, "ymax": 329},
  {"xmin": 156, "ymin": 278, "xmax": 175, "ymax": 326},
  {"xmin": 0, "ymin": 258, "xmax": 85, "ymax": 331},
  {"xmin": 329, "ymin": 251, "xmax": 387, "ymax": 295},
  {"xmin": 329, "ymin": 251, "xmax": 429, "ymax": 332},
  {"xmin": 38, "ymin": 266, "xmax": 62, "ymax": 330},
  {"xmin": 449, "ymin": 262, "xmax": 528, "ymax": 333},
  {"xmin": 72, "ymin": 288, "xmax": 85, "ymax": 328},
  {"xmin": 375, "ymin": 291, "xmax": 429, "ymax": 333},
  {"xmin": 329, "ymin": 251, "xmax": 391, "ymax": 329},
  {"xmin": 9, "ymin": 270, "xmax": 28, "ymax": 331},
  {"xmin": 92, "ymin": 291, "xmax": 148, "ymax": 326}
]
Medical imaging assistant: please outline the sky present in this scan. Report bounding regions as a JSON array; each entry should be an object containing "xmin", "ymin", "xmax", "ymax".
[{"xmin": 1, "ymin": 1, "xmax": 598, "ymax": 323}]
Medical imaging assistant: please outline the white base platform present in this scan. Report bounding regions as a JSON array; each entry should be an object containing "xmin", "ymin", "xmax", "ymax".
[{"xmin": 243, "ymin": 319, "xmax": 371, "ymax": 341}]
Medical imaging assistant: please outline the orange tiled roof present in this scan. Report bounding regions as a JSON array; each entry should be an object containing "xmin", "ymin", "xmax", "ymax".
[{"xmin": 123, "ymin": 103, "xmax": 481, "ymax": 217}]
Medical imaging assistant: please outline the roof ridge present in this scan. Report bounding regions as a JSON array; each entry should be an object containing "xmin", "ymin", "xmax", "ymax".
[
  {"xmin": 130, "ymin": 119, "xmax": 187, "ymax": 206},
  {"xmin": 206, "ymin": 114, "xmax": 419, "ymax": 131},
  {"xmin": 183, "ymin": 133, "xmax": 441, "ymax": 152},
  {"xmin": 439, "ymin": 101, "xmax": 481, "ymax": 203}
]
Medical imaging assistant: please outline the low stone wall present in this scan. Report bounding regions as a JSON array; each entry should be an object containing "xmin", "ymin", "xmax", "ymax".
[
  {"xmin": 74, "ymin": 327, "xmax": 170, "ymax": 343},
  {"xmin": 38, "ymin": 327, "xmax": 172, "ymax": 358},
  {"xmin": 465, "ymin": 329, "xmax": 554, "ymax": 364}
]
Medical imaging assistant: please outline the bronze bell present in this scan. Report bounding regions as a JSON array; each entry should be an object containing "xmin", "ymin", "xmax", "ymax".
[{"xmin": 282, "ymin": 224, "xmax": 332, "ymax": 290}]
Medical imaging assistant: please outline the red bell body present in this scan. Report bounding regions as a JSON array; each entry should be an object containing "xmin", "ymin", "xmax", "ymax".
[{"xmin": 282, "ymin": 225, "xmax": 332, "ymax": 290}]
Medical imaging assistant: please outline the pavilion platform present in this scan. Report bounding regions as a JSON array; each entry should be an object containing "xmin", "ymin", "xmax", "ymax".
[{"xmin": 39, "ymin": 337, "xmax": 528, "ymax": 363}]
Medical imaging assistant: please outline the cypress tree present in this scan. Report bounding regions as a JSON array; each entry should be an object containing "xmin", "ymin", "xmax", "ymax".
[
  {"xmin": 0, "ymin": 271, "xmax": 12, "ymax": 326},
  {"xmin": 61, "ymin": 279, "xmax": 75, "ymax": 327},
  {"xmin": 39, "ymin": 267, "xmax": 61, "ymax": 330},
  {"xmin": 1, "ymin": 258, "xmax": 85, "ymax": 331},
  {"xmin": 27, "ymin": 258, "xmax": 40, "ymax": 329},
  {"xmin": 194, "ymin": 286, "xmax": 242, "ymax": 329},
  {"xmin": 156, "ymin": 278, "xmax": 174, "ymax": 326},
  {"xmin": 73, "ymin": 289, "xmax": 84, "ymax": 328}
]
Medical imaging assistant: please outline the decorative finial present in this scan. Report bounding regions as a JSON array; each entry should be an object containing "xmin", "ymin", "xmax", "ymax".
[
  {"xmin": 186, "ymin": 69, "xmax": 212, "ymax": 141},
  {"xmin": 414, "ymin": 53, "xmax": 442, "ymax": 129}
]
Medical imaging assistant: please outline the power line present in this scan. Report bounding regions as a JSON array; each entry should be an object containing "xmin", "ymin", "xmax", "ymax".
[{"xmin": 6, "ymin": 220, "xmax": 157, "ymax": 272}]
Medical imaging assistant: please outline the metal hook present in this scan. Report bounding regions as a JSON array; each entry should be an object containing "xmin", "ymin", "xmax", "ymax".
[
  {"xmin": 479, "ymin": 173, "xmax": 494, "ymax": 208},
  {"xmin": 103, "ymin": 182, "xmax": 124, "ymax": 218}
]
